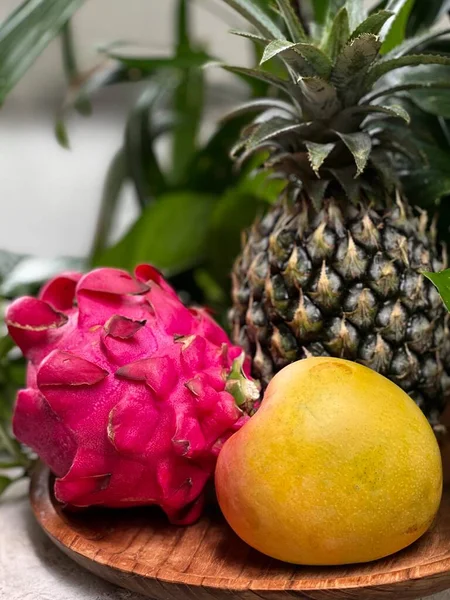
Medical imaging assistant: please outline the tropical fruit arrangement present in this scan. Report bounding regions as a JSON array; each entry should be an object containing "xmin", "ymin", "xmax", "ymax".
[{"xmin": 4, "ymin": 0, "xmax": 450, "ymax": 568}]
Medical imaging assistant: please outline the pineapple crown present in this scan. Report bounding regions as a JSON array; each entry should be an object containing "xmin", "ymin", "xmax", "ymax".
[{"xmin": 219, "ymin": 0, "xmax": 450, "ymax": 208}]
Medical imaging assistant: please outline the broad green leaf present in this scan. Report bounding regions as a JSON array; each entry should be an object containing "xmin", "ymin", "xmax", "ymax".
[
  {"xmin": 205, "ymin": 189, "xmax": 268, "ymax": 290},
  {"xmin": 336, "ymin": 131, "xmax": 372, "ymax": 175},
  {"xmin": 0, "ymin": 0, "xmax": 86, "ymax": 104},
  {"xmin": 305, "ymin": 141, "xmax": 335, "ymax": 175},
  {"xmin": 321, "ymin": 7, "xmax": 350, "ymax": 61},
  {"xmin": 423, "ymin": 270, "xmax": 450, "ymax": 311},
  {"xmin": 89, "ymin": 150, "xmax": 128, "ymax": 263},
  {"xmin": 274, "ymin": 0, "xmax": 307, "ymax": 42},
  {"xmin": 294, "ymin": 44, "xmax": 333, "ymax": 78},
  {"xmin": 380, "ymin": 0, "xmax": 414, "ymax": 53},
  {"xmin": 403, "ymin": 168, "xmax": 450, "ymax": 206},
  {"xmin": 366, "ymin": 54, "xmax": 450, "ymax": 88},
  {"xmin": 94, "ymin": 193, "xmax": 216, "ymax": 274},
  {"xmin": 262, "ymin": 41, "xmax": 332, "ymax": 78},
  {"xmin": 331, "ymin": 34, "xmax": 381, "ymax": 90},
  {"xmin": 0, "ymin": 250, "xmax": 24, "ymax": 282},
  {"xmin": 105, "ymin": 47, "xmax": 213, "ymax": 71},
  {"xmin": 300, "ymin": 77, "xmax": 341, "ymax": 119},
  {"xmin": 219, "ymin": 0, "xmax": 285, "ymax": 38},
  {"xmin": 345, "ymin": 0, "xmax": 367, "ymax": 33},
  {"xmin": 407, "ymin": 0, "xmax": 450, "ymax": 35},
  {"xmin": 350, "ymin": 11, "xmax": 394, "ymax": 39},
  {"xmin": 0, "ymin": 256, "xmax": 85, "ymax": 298}
]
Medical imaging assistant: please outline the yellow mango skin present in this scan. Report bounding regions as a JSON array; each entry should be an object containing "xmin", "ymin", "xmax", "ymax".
[{"xmin": 216, "ymin": 358, "xmax": 443, "ymax": 565}]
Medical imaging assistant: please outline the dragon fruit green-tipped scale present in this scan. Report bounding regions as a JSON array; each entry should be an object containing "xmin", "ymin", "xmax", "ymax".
[{"xmin": 6, "ymin": 265, "xmax": 259, "ymax": 524}]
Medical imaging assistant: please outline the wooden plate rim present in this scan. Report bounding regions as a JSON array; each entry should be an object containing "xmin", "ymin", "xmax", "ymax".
[{"xmin": 30, "ymin": 464, "xmax": 450, "ymax": 593}]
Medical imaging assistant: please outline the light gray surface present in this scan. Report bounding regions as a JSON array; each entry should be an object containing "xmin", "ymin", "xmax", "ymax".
[{"xmin": 0, "ymin": 479, "xmax": 449, "ymax": 600}]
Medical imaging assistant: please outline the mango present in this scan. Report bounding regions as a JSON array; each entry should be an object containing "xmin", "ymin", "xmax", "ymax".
[{"xmin": 216, "ymin": 357, "xmax": 442, "ymax": 565}]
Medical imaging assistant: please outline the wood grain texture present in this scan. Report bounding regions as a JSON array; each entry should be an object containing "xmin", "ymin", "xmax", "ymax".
[{"xmin": 30, "ymin": 464, "xmax": 450, "ymax": 600}]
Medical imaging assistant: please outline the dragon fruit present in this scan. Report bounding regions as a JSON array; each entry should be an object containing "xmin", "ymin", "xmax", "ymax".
[{"xmin": 6, "ymin": 264, "xmax": 258, "ymax": 524}]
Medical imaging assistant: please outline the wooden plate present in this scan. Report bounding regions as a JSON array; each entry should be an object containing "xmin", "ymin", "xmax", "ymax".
[{"xmin": 30, "ymin": 464, "xmax": 450, "ymax": 600}]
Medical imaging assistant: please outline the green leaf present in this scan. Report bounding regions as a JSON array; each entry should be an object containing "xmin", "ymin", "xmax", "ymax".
[
  {"xmin": 205, "ymin": 189, "xmax": 268, "ymax": 290},
  {"xmin": 259, "ymin": 40, "xmax": 315, "ymax": 75},
  {"xmin": 222, "ymin": 65, "xmax": 290, "ymax": 94},
  {"xmin": 331, "ymin": 33, "xmax": 381, "ymax": 91},
  {"xmin": 105, "ymin": 47, "xmax": 213, "ymax": 71},
  {"xmin": 94, "ymin": 192, "xmax": 216, "ymax": 274},
  {"xmin": 385, "ymin": 27, "xmax": 450, "ymax": 59},
  {"xmin": 363, "ymin": 80, "xmax": 450, "ymax": 103},
  {"xmin": 366, "ymin": 54, "xmax": 450, "ymax": 88},
  {"xmin": 336, "ymin": 131, "xmax": 372, "ymax": 175},
  {"xmin": 343, "ymin": 103, "xmax": 410, "ymax": 122},
  {"xmin": 229, "ymin": 29, "xmax": 268, "ymax": 44},
  {"xmin": 0, "ymin": 0, "xmax": 86, "ymax": 104},
  {"xmin": 311, "ymin": 0, "xmax": 331, "ymax": 25},
  {"xmin": 407, "ymin": 0, "xmax": 450, "ymax": 35},
  {"xmin": 411, "ymin": 88, "xmax": 450, "ymax": 118},
  {"xmin": 423, "ymin": 270, "xmax": 450, "ymax": 312},
  {"xmin": 245, "ymin": 118, "xmax": 308, "ymax": 150},
  {"xmin": 328, "ymin": 167, "xmax": 361, "ymax": 202},
  {"xmin": 219, "ymin": 0, "xmax": 285, "ymax": 38},
  {"xmin": 380, "ymin": 0, "xmax": 414, "ymax": 53},
  {"xmin": 89, "ymin": 150, "xmax": 128, "ymax": 264},
  {"xmin": 124, "ymin": 81, "xmax": 174, "ymax": 208},
  {"xmin": 304, "ymin": 179, "xmax": 331, "ymax": 210},
  {"xmin": 345, "ymin": 0, "xmax": 367, "ymax": 33},
  {"xmin": 223, "ymin": 98, "xmax": 297, "ymax": 121},
  {"xmin": 403, "ymin": 168, "xmax": 450, "ymax": 206},
  {"xmin": 321, "ymin": 7, "xmax": 350, "ymax": 61},
  {"xmin": 60, "ymin": 21, "xmax": 90, "ymax": 116},
  {"xmin": 262, "ymin": 41, "xmax": 332, "ymax": 78},
  {"xmin": 305, "ymin": 141, "xmax": 335, "ymax": 175},
  {"xmin": 0, "ymin": 475, "xmax": 14, "ymax": 496},
  {"xmin": 274, "ymin": 0, "xmax": 307, "ymax": 42},
  {"xmin": 350, "ymin": 11, "xmax": 394, "ymax": 39}
]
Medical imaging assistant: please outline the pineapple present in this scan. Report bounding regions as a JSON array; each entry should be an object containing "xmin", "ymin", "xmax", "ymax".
[{"xmin": 221, "ymin": 0, "xmax": 450, "ymax": 428}]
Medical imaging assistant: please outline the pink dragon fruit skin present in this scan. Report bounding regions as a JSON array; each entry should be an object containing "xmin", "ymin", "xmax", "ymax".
[{"xmin": 6, "ymin": 264, "xmax": 257, "ymax": 524}]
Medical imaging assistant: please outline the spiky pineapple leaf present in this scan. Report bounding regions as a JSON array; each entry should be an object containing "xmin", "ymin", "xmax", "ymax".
[
  {"xmin": 321, "ymin": 7, "xmax": 350, "ymax": 61},
  {"xmin": 223, "ymin": 65, "xmax": 290, "ymax": 94},
  {"xmin": 305, "ymin": 141, "xmax": 336, "ymax": 175},
  {"xmin": 274, "ymin": 0, "xmax": 308, "ymax": 42},
  {"xmin": 303, "ymin": 179, "xmax": 331, "ymax": 210},
  {"xmin": 423, "ymin": 270, "xmax": 450, "ymax": 312},
  {"xmin": 229, "ymin": 29, "xmax": 268, "ymax": 43},
  {"xmin": 366, "ymin": 54, "xmax": 450, "ymax": 87},
  {"xmin": 223, "ymin": 98, "xmax": 297, "ymax": 120},
  {"xmin": 294, "ymin": 44, "xmax": 333, "ymax": 78},
  {"xmin": 348, "ymin": 103, "xmax": 410, "ymax": 122},
  {"xmin": 411, "ymin": 89, "xmax": 450, "ymax": 118},
  {"xmin": 220, "ymin": 0, "xmax": 285, "ymax": 38},
  {"xmin": 331, "ymin": 33, "xmax": 381, "ymax": 90},
  {"xmin": 364, "ymin": 80, "xmax": 450, "ymax": 103},
  {"xmin": 384, "ymin": 28, "xmax": 450, "ymax": 59},
  {"xmin": 311, "ymin": 0, "xmax": 331, "ymax": 25},
  {"xmin": 350, "ymin": 11, "xmax": 393, "ymax": 39},
  {"xmin": 407, "ymin": 0, "xmax": 450, "ymax": 35},
  {"xmin": 246, "ymin": 117, "xmax": 309, "ymax": 149},
  {"xmin": 336, "ymin": 131, "xmax": 371, "ymax": 175},
  {"xmin": 260, "ymin": 40, "xmax": 317, "ymax": 75},
  {"xmin": 346, "ymin": 0, "xmax": 367, "ymax": 33},
  {"xmin": 329, "ymin": 166, "xmax": 361, "ymax": 202},
  {"xmin": 380, "ymin": 0, "xmax": 414, "ymax": 51},
  {"xmin": 299, "ymin": 77, "xmax": 341, "ymax": 119}
]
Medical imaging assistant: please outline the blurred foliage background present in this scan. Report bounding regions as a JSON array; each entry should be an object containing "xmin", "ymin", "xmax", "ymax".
[{"xmin": 2, "ymin": 0, "xmax": 450, "ymax": 490}]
